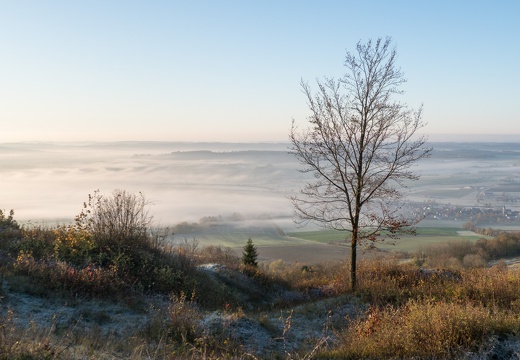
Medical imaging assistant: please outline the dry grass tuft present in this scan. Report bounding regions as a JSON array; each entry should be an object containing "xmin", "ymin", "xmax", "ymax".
[{"xmin": 325, "ymin": 300, "xmax": 520, "ymax": 359}]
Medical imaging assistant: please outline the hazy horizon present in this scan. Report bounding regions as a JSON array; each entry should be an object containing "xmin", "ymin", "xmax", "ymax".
[
  {"xmin": 2, "ymin": 141, "xmax": 520, "ymax": 232},
  {"xmin": 4, "ymin": 133, "xmax": 520, "ymax": 145}
]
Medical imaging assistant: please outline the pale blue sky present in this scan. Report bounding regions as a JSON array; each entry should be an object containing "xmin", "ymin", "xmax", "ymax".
[{"xmin": 1, "ymin": 1, "xmax": 518, "ymax": 142}]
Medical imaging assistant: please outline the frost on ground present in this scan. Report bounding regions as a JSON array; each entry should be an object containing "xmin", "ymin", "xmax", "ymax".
[
  {"xmin": 199, "ymin": 297, "xmax": 361, "ymax": 356},
  {"xmin": 465, "ymin": 336, "xmax": 520, "ymax": 360},
  {"xmin": 0, "ymin": 266, "xmax": 362, "ymax": 358},
  {"xmin": 1, "ymin": 281, "xmax": 153, "ymax": 340},
  {"xmin": 3, "ymin": 272, "xmax": 520, "ymax": 359}
]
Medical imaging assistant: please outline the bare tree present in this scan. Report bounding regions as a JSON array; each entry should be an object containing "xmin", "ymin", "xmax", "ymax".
[{"xmin": 290, "ymin": 37, "xmax": 431, "ymax": 290}]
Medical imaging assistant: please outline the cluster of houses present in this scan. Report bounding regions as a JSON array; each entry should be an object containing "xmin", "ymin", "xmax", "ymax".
[{"xmin": 413, "ymin": 203, "xmax": 520, "ymax": 225}]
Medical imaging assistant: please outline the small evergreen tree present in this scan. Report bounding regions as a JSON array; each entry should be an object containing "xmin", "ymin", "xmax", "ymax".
[{"xmin": 242, "ymin": 237, "xmax": 258, "ymax": 267}]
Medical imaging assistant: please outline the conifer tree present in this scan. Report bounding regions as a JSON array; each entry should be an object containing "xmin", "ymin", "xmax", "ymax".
[{"xmin": 242, "ymin": 237, "xmax": 258, "ymax": 267}]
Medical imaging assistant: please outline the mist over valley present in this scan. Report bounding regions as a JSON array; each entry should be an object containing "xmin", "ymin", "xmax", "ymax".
[
  {"xmin": 2, "ymin": 141, "xmax": 520, "ymax": 253},
  {"xmin": 0, "ymin": 142, "xmax": 298, "ymax": 225}
]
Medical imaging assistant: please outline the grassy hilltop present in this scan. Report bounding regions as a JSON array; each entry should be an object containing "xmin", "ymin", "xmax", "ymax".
[{"xmin": 2, "ymin": 191, "xmax": 520, "ymax": 359}]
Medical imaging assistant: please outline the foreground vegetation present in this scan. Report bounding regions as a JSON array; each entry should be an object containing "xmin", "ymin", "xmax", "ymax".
[{"xmin": 3, "ymin": 192, "xmax": 520, "ymax": 358}]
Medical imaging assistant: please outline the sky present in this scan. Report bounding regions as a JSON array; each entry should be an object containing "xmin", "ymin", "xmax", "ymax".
[{"xmin": 1, "ymin": 1, "xmax": 519, "ymax": 143}]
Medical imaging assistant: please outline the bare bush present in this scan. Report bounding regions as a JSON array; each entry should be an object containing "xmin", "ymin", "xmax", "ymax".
[{"xmin": 77, "ymin": 189, "xmax": 152, "ymax": 251}]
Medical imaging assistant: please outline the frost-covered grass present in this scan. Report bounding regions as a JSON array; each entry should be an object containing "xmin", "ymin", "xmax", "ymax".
[{"xmin": 4, "ymin": 203, "xmax": 520, "ymax": 359}]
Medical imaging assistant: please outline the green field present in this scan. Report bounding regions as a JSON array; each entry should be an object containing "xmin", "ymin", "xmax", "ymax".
[
  {"xmin": 288, "ymin": 227, "xmax": 465, "ymax": 242},
  {"xmin": 171, "ymin": 221, "xmax": 490, "ymax": 260},
  {"xmin": 287, "ymin": 226, "xmax": 490, "ymax": 254},
  {"xmin": 286, "ymin": 229, "xmax": 350, "ymax": 244},
  {"xmin": 170, "ymin": 222, "xmax": 318, "ymax": 248}
]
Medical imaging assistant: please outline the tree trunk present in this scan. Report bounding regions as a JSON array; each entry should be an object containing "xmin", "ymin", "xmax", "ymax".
[{"xmin": 350, "ymin": 230, "xmax": 357, "ymax": 291}]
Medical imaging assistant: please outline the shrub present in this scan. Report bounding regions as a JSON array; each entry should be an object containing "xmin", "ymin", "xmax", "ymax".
[
  {"xmin": 418, "ymin": 232, "xmax": 520, "ymax": 269},
  {"xmin": 65, "ymin": 190, "xmax": 187, "ymax": 292},
  {"xmin": 53, "ymin": 224, "xmax": 95, "ymax": 266},
  {"xmin": 11, "ymin": 250, "xmax": 130, "ymax": 299},
  {"xmin": 3, "ymin": 191, "xmax": 198, "ymax": 299},
  {"xmin": 0, "ymin": 209, "xmax": 20, "ymax": 252},
  {"xmin": 0, "ymin": 209, "xmax": 19, "ymax": 232},
  {"xmin": 13, "ymin": 225, "xmax": 56, "ymax": 260},
  {"xmin": 420, "ymin": 239, "xmax": 474, "ymax": 268},
  {"xmin": 197, "ymin": 244, "xmax": 240, "ymax": 268},
  {"xmin": 462, "ymin": 253, "xmax": 487, "ymax": 268}
]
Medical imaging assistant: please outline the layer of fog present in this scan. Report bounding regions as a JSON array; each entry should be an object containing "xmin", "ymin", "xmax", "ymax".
[
  {"xmin": 1, "ymin": 141, "xmax": 519, "ymax": 232},
  {"xmin": 0, "ymin": 142, "xmax": 305, "ymax": 229}
]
